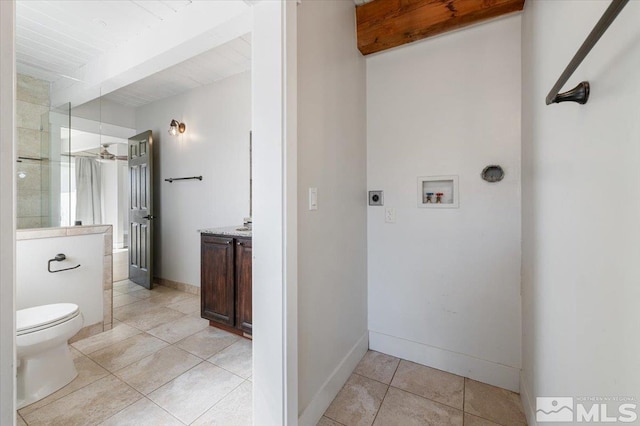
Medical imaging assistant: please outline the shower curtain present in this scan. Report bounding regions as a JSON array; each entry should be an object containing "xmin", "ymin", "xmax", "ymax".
[{"xmin": 75, "ymin": 157, "xmax": 102, "ymax": 225}]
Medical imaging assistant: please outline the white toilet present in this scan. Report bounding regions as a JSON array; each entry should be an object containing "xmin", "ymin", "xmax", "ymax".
[{"xmin": 16, "ymin": 303, "xmax": 84, "ymax": 409}]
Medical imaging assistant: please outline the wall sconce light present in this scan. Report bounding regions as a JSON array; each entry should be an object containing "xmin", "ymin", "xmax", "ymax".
[{"xmin": 168, "ymin": 119, "xmax": 186, "ymax": 136}]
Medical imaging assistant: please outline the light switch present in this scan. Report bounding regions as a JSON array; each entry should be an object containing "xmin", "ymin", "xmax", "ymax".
[
  {"xmin": 385, "ymin": 207, "xmax": 396, "ymax": 223},
  {"xmin": 309, "ymin": 187, "xmax": 318, "ymax": 210}
]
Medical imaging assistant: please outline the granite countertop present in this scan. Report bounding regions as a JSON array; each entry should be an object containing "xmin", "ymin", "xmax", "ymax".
[{"xmin": 199, "ymin": 225, "xmax": 252, "ymax": 238}]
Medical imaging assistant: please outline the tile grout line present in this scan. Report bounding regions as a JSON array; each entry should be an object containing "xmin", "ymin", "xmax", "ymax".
[
  {"xmin": 328, "ymin": 352, "xmax": 525, "ymax": 426},
  {"xmin": 322, "ymin": 374, "xmax": 353, "ymax": 425},
  {"xmin": 84, "ymin": 296, "xmax": 203, "ymax": 370},
  {"xmin": 108, "ymin": 329, "xmax": 249, "ymax": 415},
  {"xmin": 368, "ymin": 383, "xmax": 391, "ymax": 424},
  {"xmin": 83, "ymin": 335, "xmax": 170, "ymax": 372},
  {"xmin": 181, "ymin": 335, "xmax": 242, "ymax": 361},
  {"xmin": 461, "ymin": 378, "xmax": 514, "ymax": 426},
  {"xmin": 112, "ymin": 307, "xmax": 191, "ymax": 337},
  {"xmin": 143, "ymin": 352, "xmax": 247, "ymax": 399},
  {"xmin": 22, "ymin": 373, "xmax": 136, "ymax": 424},
  {"xmin": 18, "ymin": 353, "xmax": 110, "ymax": 418},
  {"xmin": 72, "ymin": 329, "xmax": 144, "ymax": 357},
  {"xmin": 112, "ymin": 295, "xmax": 146, "ymax": 308},
  {"xmin": 97, "ymin": 374, "xmax": 147, "ymax": 424},
  {"xmin": 326, "ymin": 417, "xmax": 348, "ymax": 426},
  {"xmin": 143, "ymin": 359, "xmax": 206, "ymax": 396},
  {"xmin": 145, "ymin": 321, "xmax": 212, "ymax": 346},
  {"xmin": 148, "ymin": 361, "xmax": 246, "ymax": 425},
  {"xmin": 462, "ymin": 378, "xmax": 466, "ymax": 426},
  {"xmin": 188, "ymin": 379, "xmax": 248, "ymax": 425},
  {"xmin": 23, "ymin": 285, "xmax": 253, "ymax": 426},
  {"xmin": 143, "ymin": 395, "xmax": 189, "ymax": 425},
  {"xmin": 361, "ymin": 353, "xmax": 520, "ymax": 423},
  {"xmin": 97, "ymin": 332, "xmax": 245, "ymax": 422},
  {"xmin": 352, "ymin": 371, "xmax": 465, "ymax": 414},
  {"xmin": 204, "ymin": 357, "xmax": 252, "ymax": 380},
  {"xmin": 369, "ymin": 358, "xmax": 401, "ymax": 425}
]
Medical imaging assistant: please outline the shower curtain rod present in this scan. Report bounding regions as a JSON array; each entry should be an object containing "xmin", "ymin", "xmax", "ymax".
[{"xmin": 545, "ymin": 0, "xmax": 629, "ymax": 105}]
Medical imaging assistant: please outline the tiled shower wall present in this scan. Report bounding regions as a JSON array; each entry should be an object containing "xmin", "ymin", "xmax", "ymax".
[{"xmin": 16, "ymin": 74, "xmax": 50, "ymax": 229}]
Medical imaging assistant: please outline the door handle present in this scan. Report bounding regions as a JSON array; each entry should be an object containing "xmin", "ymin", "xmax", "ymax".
[{"xmin": 143, "ymin": 215, "xmax": 155, "ymax": 220}]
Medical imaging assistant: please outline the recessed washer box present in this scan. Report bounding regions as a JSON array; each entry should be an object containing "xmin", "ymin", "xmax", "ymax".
[{"xmin": 418, "ymin": 175, "xmax": 459, "ymax": 208}]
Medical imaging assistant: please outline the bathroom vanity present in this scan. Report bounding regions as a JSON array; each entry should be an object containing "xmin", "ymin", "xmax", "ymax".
[{"xmin": 199, "ymin": 226, "xmax": 252, "ymax": 337}]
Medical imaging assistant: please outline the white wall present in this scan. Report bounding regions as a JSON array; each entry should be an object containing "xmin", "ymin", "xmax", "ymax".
[
  {"xmin": 521, "ymin": 1, "xmax": 640, "ymax": 423},
  {"xmin": 71, "ymin": 98, "xmax": 136, "ymax": 129},
  {"xmin": 0, "ymin": 0, "xmax": 16, "ymax": 422},
  {"xmin": 367, "ymin": 16, "xmax": 522, "ymax": 392},
  {"xmin": 16, "ymin": 233, "xmax": 105, "ymax": 327},
  {"xmin": 296, "ymin": 1, "xmax": 368, "ymax": 424},
  {"xmin": 135, "ymin": 71, "xmax": 251, "ymax": 287}
]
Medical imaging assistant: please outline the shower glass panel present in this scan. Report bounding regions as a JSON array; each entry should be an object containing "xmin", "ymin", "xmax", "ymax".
[
  {"xmin": 16, "ymin": 102, "xmax": 70, "ymax": 229},
  {"xmin": 50, "ymin": 103, "xmax": 72, "ymax": 227},
  {"xmin": 65, "ymin": 93, "xmax": 135, "ymax": 245}
]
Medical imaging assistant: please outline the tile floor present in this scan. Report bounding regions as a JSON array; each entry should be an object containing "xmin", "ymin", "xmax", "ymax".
[
  {"xmin": 17, "ymin": 279, "xmax": 253, "ymax": 426},
  {"xmin": 320, "ymin": 351, "xmax": 527, "ymax": 426},
  {"xmin": 17, "ymin": 280, "xmax": 525, "ymax": 426}
]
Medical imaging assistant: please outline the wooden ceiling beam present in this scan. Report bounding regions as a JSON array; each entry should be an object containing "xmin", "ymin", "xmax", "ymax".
[{"xmin": 356, "ymin": 0, "xmax": 525, "ymax": 55}]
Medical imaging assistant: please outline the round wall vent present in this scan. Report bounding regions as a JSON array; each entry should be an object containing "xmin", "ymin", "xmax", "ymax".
[{"xmin": 481, "ymin": 165, "xmax": 504, "ymax": 183}]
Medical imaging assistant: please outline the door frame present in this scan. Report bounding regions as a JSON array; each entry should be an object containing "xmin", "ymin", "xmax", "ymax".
[
  {"xmin": 252, "ymin": 1, "xmax": 298, "ymax": 424},
  {"xmin": 0, "ymin": 0, "xmax": 16, "ymax": 423},
  {"xmin": 0, "ymin": 1, "xmax": 299, "ymax": 425}
]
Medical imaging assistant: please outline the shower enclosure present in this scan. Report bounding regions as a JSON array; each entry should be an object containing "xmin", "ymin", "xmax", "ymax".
[{"xmin": 17, "ymin": 99, "xmax": 135, "ymax": 251}]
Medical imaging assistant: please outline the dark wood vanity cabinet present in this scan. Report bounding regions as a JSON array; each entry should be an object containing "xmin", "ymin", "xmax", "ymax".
[
  {"xmin": 201, "ymin": 234, "xmax": 252, "ymax": 336},
  {"xmin": 234, "ymin": 238, "xmax": 252, "ymax": 334}
]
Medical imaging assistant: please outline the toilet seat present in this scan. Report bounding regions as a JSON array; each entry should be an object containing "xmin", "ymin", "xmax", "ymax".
[{"xmin": 17, "ymin": 303, "xmax": 80, "ymax": 336}]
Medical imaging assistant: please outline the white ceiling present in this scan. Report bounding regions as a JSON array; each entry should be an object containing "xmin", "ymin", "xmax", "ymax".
[
  {"xmin": 16, "ymin": 1, "xmax": 195, "ymax": 82},
  {"xmin": 16, "ymin": 0, "xmax": 253, "ymax": 108},
  {"xmin": 15, "ymin": 0, "xmax": 376, "ymax": 109},
  {"xmin": 103, "ymin": 33, "xmax": 251, "ymax": 108}
]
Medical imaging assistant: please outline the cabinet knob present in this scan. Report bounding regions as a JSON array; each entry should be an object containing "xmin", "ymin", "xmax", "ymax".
[{"xmin": 237, "ymin": 242, "xmax": 243, "ymax": 246}]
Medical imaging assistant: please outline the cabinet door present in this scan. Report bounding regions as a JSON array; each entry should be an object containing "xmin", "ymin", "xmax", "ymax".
[
  {"xmin": 235, "ymin": 237, "xmax": 252, "ymax": 334},
  {"xmin": 201, "ymin": 235, "xmax": 235, "ymax": 326}
]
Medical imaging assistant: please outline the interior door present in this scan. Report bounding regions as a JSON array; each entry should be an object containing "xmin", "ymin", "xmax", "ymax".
[{"xmin": 128, "ymin": 130, "xmax": 154, "ymax": 289}]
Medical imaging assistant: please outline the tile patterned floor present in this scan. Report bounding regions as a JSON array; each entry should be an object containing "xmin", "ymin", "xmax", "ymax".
[
  {"xmin": 320, "ymin": 351, "xmax": 527, "ymax": 426},
  {"xmin": 17, "ymin": 279, "xmax": 253, "ymax": 426},
  {"xmin": 17, "ymin": 280, "xmax": 525, "ymax": 426}
]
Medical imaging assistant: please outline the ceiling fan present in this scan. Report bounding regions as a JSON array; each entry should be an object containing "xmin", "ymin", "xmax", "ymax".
[{"xmin": 98, "ymin": 143, "xmax": 127, "ymax": 161}]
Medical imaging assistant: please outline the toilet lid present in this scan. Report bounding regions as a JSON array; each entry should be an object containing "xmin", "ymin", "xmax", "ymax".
[{"xmin": 17, "ymin": 303, "xmax": 80, "ymax": 336}]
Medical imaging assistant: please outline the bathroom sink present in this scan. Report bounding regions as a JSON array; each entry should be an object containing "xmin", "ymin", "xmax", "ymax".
[{"xmin": 236, "ymin": 227, "xmax": 251, "ymax": 231}]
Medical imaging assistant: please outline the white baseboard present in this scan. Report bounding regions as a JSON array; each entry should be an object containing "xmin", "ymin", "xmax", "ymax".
[
  {"xmin": 519, "ymin": 370, "xmax": 537, "ymax": 426},
  {"xmin": 369, "ymin": 330, "xmax": 520, "ymax": 392},
  {"xmin": 298, "ymin": 331, "xmax": 369, "ymax": 426}
]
